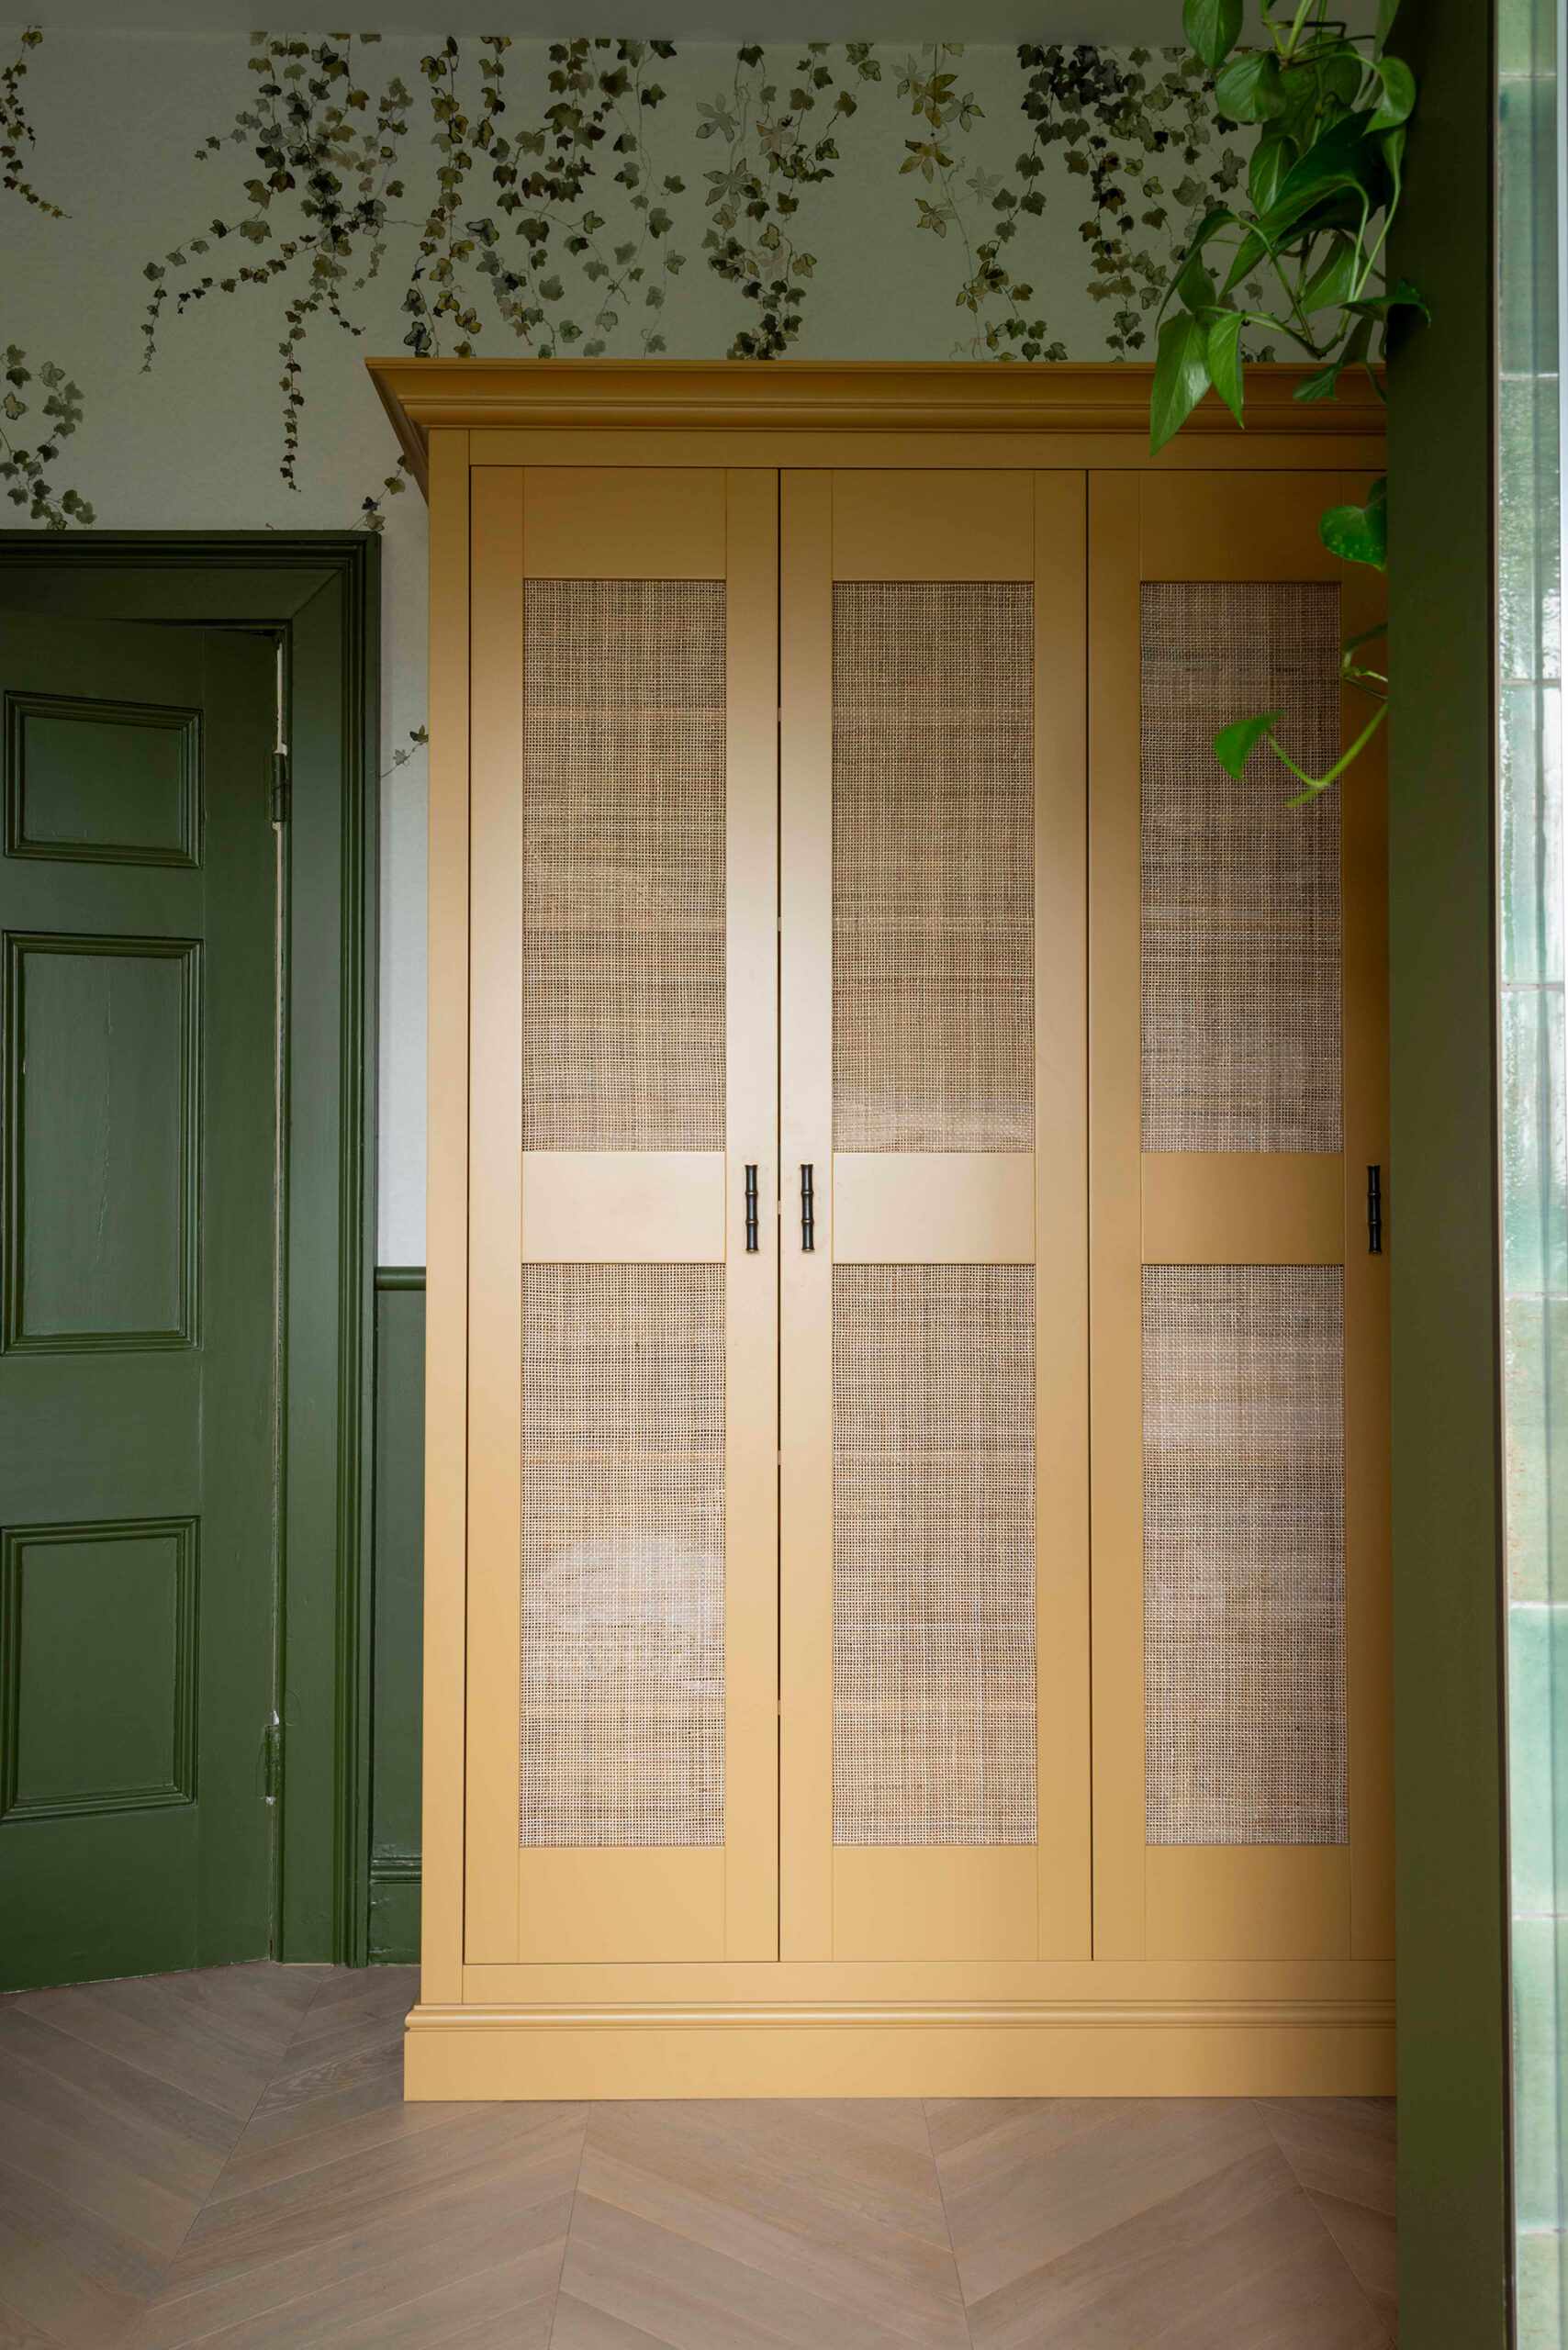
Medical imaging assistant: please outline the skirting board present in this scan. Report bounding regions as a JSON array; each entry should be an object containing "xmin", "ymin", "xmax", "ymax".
[{"xmin": 403, "ymin": 1998, "xmax": 1394, "ymax": 2099}]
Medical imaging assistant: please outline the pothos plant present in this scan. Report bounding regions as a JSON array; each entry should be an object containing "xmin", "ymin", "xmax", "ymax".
[{"xmin": 1151, "ymin": 0, "xmax": 1423, "ymax": 800}]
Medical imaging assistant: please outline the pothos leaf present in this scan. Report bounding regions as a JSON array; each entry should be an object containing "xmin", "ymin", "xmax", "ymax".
[
  {"xmin": 1375, "ymin": 0, "xmax": 1401, "ymax": 45},
  {"xmin": 1214, "ymin": 50, "xmax": 1287, "ymax": 122},
  {"xmin": 1319, "ymin": 473, "xmax": 1388, "ymax": 569},
  {"xmin": 1222, "ymin": 222, "xmax": 1272, "ymax": 293},
  {"xmin": 1214, "ymin": 711, "xmax": 1282, "ymax": 778},
  {"xmin": 1182, "ymin": 0, "xmax": 1243, "ymax": 71},
  {"xmin": 1205, "ymin": 310, "xmax": 1244, "ymax": 424},
  {"xmin": 1262, "ymin": 111, "xmax": 1389, "ymax": 239},
  {"xmin": 1369, "ymin": 55, "xmax": 1416, "ymax": 130},
  {"xmin": 1300, "ymin": 233, "xmax": 1358, "ymax": 314},
  {"xmin": 1248, "ymin": 129, "xmax": 1295, "ymax": 215},
  {"xmin": 1149, "ymin": 310, "xmax": 1213, "ymax": 453},
  {"xmin": 1346, "ymin": 275, "xmax": 1429, "ymax": 324}
]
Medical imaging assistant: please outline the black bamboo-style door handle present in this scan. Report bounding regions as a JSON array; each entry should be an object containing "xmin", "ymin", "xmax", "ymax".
[
  {"xmin": 745, "ymin": 1164, "xmax": 759, "ymax": 1254},
  {"xmin": 1367, "ymin": 1164, "xmax": 1383, "ymax": 1255},
  {"xmin": 801, "ymin": 1163, "xmax": 815, "ymax": 1252}
]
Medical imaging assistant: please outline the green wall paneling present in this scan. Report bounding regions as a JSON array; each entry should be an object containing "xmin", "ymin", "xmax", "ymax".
[
  {"xmin": 370, "ymin": 1266, "xmax": 424, "ymax": 1964},
  {"xmin": 0, "ymin": 532, "xmax": 380, "ymax": 1968},
  {"xmin": 1387, "ymin": 0, "xmax": 1512, "ymax": 2341}
]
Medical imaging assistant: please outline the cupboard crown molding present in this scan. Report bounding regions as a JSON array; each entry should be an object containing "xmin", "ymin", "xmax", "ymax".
[{"xmin": 366, "ymin": 358, "xmax": 1386, "ymax": 493}]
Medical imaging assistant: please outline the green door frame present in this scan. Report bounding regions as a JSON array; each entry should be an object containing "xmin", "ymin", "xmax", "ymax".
[
  {"xmin": 1388, "ymin": 0, "xmax": 1513, "ymax": 2338},
  {"xmin": 0, "ymin": 529, "xmax": 380, "ymax": 1965}
]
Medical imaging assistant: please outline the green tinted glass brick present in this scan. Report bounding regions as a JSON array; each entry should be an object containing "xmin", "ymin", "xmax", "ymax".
[
  {"xmin": 1502, "ymin": 989, "xmax": 1568, "ymax": 1297},
  {"xmin": 1513, "ymin": 1913, "xmax": 1568, "ymax": 2230},
  {"xmin": 1502, "ymin": 683, "xmax": 1562, "ymax": 985},
  {"xmin": 1517, "ymin": 2228, "xmax": 1568, "ymax": 2350},
  {"xmin": 1506, "ymin": 1301, "xmax": 1568, "ymax": 1600},
  {"xmin": 1510, "ymin": 1606, "xmax": 1568, "ymax": 1908}
]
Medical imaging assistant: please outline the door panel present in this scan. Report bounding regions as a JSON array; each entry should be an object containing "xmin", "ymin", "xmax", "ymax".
[
  {"xmin": 1088, "ymin": 473, "xmax": 1391, "ymax": 1964},
  {"xmin": 464, "ymin": 466, "xmax": 779, "ymax": 1966},
  {"xmin": 778, "ymin": 471, "xmax": 1091, "ymax": 1966},
  {"xmin": 10, "ymin": 935, "xmax": 196, "ymax": 1344},
  {"xmin": 0, "ymin": 612, "xmax": 277, "ymax": 1988}
]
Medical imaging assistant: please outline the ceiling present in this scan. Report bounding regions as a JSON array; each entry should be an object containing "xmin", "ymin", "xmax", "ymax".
[{"xmin": 14, "ymin": 4, "xmax": 1233, "ymax": 40}]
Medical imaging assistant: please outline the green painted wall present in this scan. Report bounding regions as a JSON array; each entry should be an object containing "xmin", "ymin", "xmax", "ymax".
[
  {"xmin": 1387, "ymin": 0, "xmax": 1511, "ymax": 2341},
  {"xmin": 370, "ymin": 1270, "xmax": 424, "ymax": 1964}
]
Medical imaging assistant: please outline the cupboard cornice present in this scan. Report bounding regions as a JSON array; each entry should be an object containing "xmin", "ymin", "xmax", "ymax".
[{"xmin": 367, "ymin": 358, "xmax": 1386, "ymax": 493}]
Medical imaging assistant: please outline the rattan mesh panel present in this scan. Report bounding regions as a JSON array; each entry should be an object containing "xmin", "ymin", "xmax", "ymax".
[
  {"xmin": 520, "ymin": 1262, "xmax": 724, "ymax": 1847},
  {"xmin": 523, "ymin": 578, "xmax": 725, "ymax": 1152},
  {"xmin": 833, "ymin": 583, "xmax": 1035, "ymax": 1152},
  {"xmin": 1141, "ymin": 583, "xmax": 1342, "ymax": 1153},
  {"xmin": 833, "ymin": 1264, "xmax": 1037, "ymax": 1845},
  {"xmin": 1143, "ymin": 1263, "xmax": 1347, "ymax": 1846}
]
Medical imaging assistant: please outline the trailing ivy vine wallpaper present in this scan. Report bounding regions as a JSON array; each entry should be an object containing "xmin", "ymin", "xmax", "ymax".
[{"xmin": 0, "ymin": 25, "xmax": 1246, "ymax": 1257}]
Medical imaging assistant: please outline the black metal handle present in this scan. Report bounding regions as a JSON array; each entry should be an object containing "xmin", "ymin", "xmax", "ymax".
[
  {"xmin": 1367, "ymin": 1164, "xmax": 1383, "ymax": 1255},
  {"xmin": 745, "ymin": 1163, "xmax": 759, "ymax": 1254},
  {"xmin": 801, "ymin": 1163, "xmax": 815, "ymax": 1252}
]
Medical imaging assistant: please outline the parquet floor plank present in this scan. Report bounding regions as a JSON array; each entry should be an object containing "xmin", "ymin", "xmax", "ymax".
[
  {"xmin": 129, "ymin": 1968, "xmax": 584, "ymax": 2350},
  {"xmin": 1258, "ymin": 2097, "xmax": 1398, "ymax": 2340},
  {"xmin": 555, "ymin": 2099, "xmax": 969, "ymax": 2350},
  {"xmin": 0, "ymin": 1963, "xmax": 1400, "ymax": 2349},
  {"xmin": 926, "ymin": 2098, "xmax": 1394, "ymax": 2350},
  {"xmin": 0, "ymin": 1966, "xmax": 323, "ymax": 2350}
]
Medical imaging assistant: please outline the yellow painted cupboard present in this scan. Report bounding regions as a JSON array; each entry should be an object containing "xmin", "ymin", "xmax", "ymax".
[{"xmin": 368, "ymin": 360, "xmax": 1392, "ymax": 2099}]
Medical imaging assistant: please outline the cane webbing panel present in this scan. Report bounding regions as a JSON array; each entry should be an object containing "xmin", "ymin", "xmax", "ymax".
[
  {"xmin": 1141, "ymin": 582, "xmax": 1342, "ymax": 1153},
  {"xmin": 1143, "ymin": 1263, "xmax": 1347, "ymax": 1846},
  {"xmin": 833, "ymin": 1265, "xmax": 1038, "ymax": 1846},
  {"xmin": 523, "ymin": 578, "xmax": 725, "ymax": 1152},
  {"xmin": 520, "ymin": 1262, "xmax": 724, "ymax": 1847},
  {"xmin": 833, "ymin": 583, "xmax": 1035, "ymax": 1152}
]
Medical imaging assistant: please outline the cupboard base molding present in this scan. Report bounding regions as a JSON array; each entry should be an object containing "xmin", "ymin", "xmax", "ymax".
[{"xmin": 402, "ymin": 1998, "xmax": 1394, "ymax": 2100}]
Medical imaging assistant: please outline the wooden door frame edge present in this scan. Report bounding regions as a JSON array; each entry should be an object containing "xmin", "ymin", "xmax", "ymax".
[{"xmin": 0, "ymin": 528, "xmax": 380, "ymax": 1964}]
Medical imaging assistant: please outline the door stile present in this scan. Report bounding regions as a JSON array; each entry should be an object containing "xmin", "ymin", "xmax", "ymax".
[
  {"xmin": 464, "ymin": 464, "xmax": 525, "ymax": 1963},
  {"xmin": 1339, "ymin": 488, "xmax": 1394, "ymax": 1959},
  {"xmin": 1032, "ymin": 473, "xmax": 1092, "ymax": 1961},
  {"xmin": 778, "ymin": 470, "xmax": 835, "ymax": 1962},
  {"xmin": 1086, "ymin": 470, "xmax": 1148, "ymax": 1962},
  {"xmin": 423, "ymin": 428, "xmax": 475, "ymax": 2000},
  {"xmin": 722, "ymin": 469, "xmax": 782, "ymax": 1960}
]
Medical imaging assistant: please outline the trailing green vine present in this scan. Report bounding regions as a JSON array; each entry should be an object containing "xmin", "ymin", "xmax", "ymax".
[
  {"xmin": 892, "ymin": 45, "xmax": 1066, "ymax": 360},
  {"xmin": 1, "ymin": 346, "xmax": 93, "ymax": 526},
  {"xmin": 141, "ymin": 32, "xmax": 689, "ymax": 502},
  {"xmin": 1152, "ymin": 0, "xmax": 1421, "ymax": 799},
  {"xmin": 2, "ymin": 24, "xmax": 61, "ymax": 216},
  {"xmin": 1, "ymin": 28, "xmax": 93, "ymax": 526},
  {"xmin": 700, "ymin": 41, "xmax": 879, "ymax": 358},
  {"xmin": 454, "ymin": 37, "xmax": 687, "ymax": 360},
  {"xmin": 1015, "ymin": 43, "xmax": 1249, "ymax": 355}
]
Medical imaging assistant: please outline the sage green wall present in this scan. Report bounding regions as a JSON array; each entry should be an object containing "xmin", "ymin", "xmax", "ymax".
[{"xmin": 1388, "ymin": 0, "xmax": 1510, "ymax": 2341}]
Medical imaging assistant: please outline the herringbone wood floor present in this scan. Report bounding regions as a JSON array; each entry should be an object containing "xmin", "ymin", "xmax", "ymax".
[{"xmin": 0, "ymin": 1963, "xmax": 1395, "ymax": 2349}]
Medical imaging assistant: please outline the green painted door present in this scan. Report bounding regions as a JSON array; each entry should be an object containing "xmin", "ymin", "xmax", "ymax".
[{"xmin": 1, "ymin": 611, "xmax": 278, "ymax": 1988}]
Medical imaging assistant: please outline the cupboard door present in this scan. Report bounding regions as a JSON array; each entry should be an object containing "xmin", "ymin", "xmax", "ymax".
[
  {"xmin": 464, "ymin": 467, "xmax": 779, "ymax": 1964},
  {"xmin": 1089, "ymin": 472, "xmax": 1391, "ymax": 1964},
  {"xmin": 778, "ymin": 472, "xmax": 1092, "ymax": 1964}
]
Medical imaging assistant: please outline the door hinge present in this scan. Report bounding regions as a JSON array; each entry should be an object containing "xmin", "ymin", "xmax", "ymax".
[
  {"xmin": 262, "ymin": 1713, "xmax": 283, "ymax": 1805},
  {"xmin": 271, "ymin": 749, "xmax": 290, "ymax": 827}
]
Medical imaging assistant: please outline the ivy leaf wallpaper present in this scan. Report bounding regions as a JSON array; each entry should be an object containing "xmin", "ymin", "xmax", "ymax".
[{"xmin": 0, "ymin": 21, "xmax": 1249, "ymax": 1255}]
